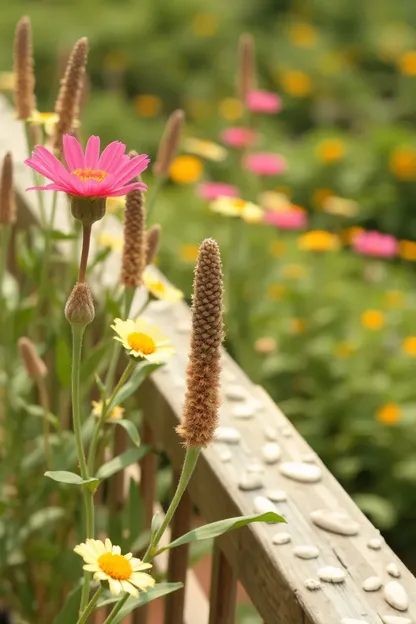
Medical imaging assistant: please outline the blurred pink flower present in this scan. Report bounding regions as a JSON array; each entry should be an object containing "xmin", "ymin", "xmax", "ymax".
[
  {"xmin": 220, "ymin": 127, "xmax": 258, "ymax": 148},
  {"xmin": 246, "ymin": 90, "xmax": 282, "ymax": 114},
  {"xmin": 353, "ymin": 231, "xmax": 398, "ymax": 258},
  {"xmin": 244, "ymin": 152, "xmax": 287, "ymax": 176},
  {"xmin": 198, "ymin": 182, "xmax": 239, "ymax": 201},
  {"xmin": 25, "ymin": 135, "xmax": 149, "ymax": 197},
  {"xmin": 264, "ymin": 210, "xmax": 307, "ymax": 230}
]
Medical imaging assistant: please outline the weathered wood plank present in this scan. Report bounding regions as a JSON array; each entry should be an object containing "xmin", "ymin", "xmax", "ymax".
[{"xmin": 208, "ymin": 541, "xmax": 237, "ymax": 624}]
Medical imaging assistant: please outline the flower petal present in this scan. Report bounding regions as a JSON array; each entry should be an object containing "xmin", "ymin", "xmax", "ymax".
[
  {"xmin": 108, "ymin": 579, "xmax": 122, "ymax": 595},
  {"xmin": 98, "ymin": 141, "xmax": 127, "ymax": 171},
  {"xmin": 63, "ymin": 134, "xmax": 85, "ymax": 170},
  {"xmin": 84, "ymin": 135, "xmax": 101, "ymax": 169},
  {"xmin": 121, "ymin": 580, "xmax": 139, "ymax": 597}
]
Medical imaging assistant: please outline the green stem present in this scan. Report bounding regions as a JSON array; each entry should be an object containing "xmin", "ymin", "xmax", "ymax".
[
  {"xmin": 76, "ymin": 586, "xmax": 104, "ymax": 624},
  {"xmin": 87, "ymin": 359, "xmax": 135, "ymax": 474},
  {"xmin": 24, "ymin": 122, "xmax": 47, "ymax": 228},
  {"xmin": 0, "ymin": 224, "xmax": 10, "ymax": 304},
  {"xmin": 103, "ymin": 447, "xmax": 200, "ymax": 622},
  {"xmin": 145, "ymin": 176, "xmax": 164, "ymax": 223},
  {"xmin": 39, "ymin": 192, "xmax": 59, "ymax": 299}
]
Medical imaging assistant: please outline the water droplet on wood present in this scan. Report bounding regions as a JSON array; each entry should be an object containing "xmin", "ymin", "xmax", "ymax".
[
  {"xmin": 261, "ymin": 443, "xmax": 281, "ymax": 464},
  {"xmin": 272, "ymin": 532, "xmax": 291, "ymax": 545},
  {"xmin": 384, "ymin": 581, "xmax": 409, "ymax": 611},
  {"xmin": 310, "ymin": 509, "xmax": 359, "ymax": 536},
  {"xmin": 219, "ymin": 448, "xmax": 232, "ymax": 463},
  {"xmin": 302, "ymin": 453, "xmax": 316, "ymax": 463},
  {"xmin": 214, "ymin": 426, "xmax": 241, "ymax": 443},
  {"xmin": 362, "ymin": 576, "xmax": 382, "ymax": 592},
  {"xmin": 279, "ymin": 462, "xmax": 322, "ymax": 483},
  {"xmin": 318, "ymin": 566, "xmax": 346, "ymax": 583},
  {"xmin": 223, "ymin": 369, "xmax": 237, "ymax": 382},
  {"xmin": 280, "ymin": 426, "xmax": 292, "ymax": 438},
  {"xmin": 225, "ymin": 384, "xmax": 246, "ymax": 401},
  {"xmin": 341, "ymin": 619, "xmax": 368, "ymax": 624},
  {"xmin": 387, "ymin": 563, "xmax": 401, "ymax": 578},
  {"xmin": 367, "ymin": 538, "xmax": 383, "ymax": 550},
  {"xmin": 238, "ymin": 473, "xmax": 263, "ymax": 491},
  {"xmin": 264, "ymin": 426, "xmax": 278, "ymax": 441},
  {"xmin": 265, "ymin": 489, "xmax": 287, "ymax": 502},
  {"xmin": 304, "ymin": 578, "xmax": 321, "ymax": 591},
  {"xmin": 380, "ymin": 616, "xmax": 412, "ymax": 624},
  {"xmin": 232, "ymin": 403, "xmax": 255, "ymax": 419},
  {"xmin": 247, "ymin": 463, "xmax": 264, "ymax": 474},
  {"xmin": 253, "ymin": 496, "xmax": 277, "ymax": 515},
  {"xmin": 293, "ymin": 545, "xmax": 319, "ymax": 559}
]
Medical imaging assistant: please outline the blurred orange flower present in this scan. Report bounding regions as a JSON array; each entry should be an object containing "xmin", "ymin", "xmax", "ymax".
[
  {"xmin": 134, "ymin": 95, "xmax": 162, "ymax": 117},
  {"xmin": 291, "ymin": 318, "xmax": 306, "ymax": 334},
  {"xmin": 289, "ymin": 23, "xmax": 317, "ymax": 48},
  {"xmin": 312, "ymin": 187, "xmax": 334, "ymax": 209},
  {"xmin": 279, "ymin": 70, "xmax": 312, "ymax": 97},
  {"xmin": 389, "ymin": 146, "xmax": 416, "ymax": 180},
  {"xmin": 282, "ymin": 264, "xmax": 306, "ymax": 279},
  {"xmin": 179, "ymin": 244, "xmax": 199, "ymax": 263},
  {"xmin": 218, "ymin": 98, "xmax": 243, "ymax": 121},
  {"xmin": 402, "ymin": 337, "xmax": 416, "ymax": 356},
  {"xmin": 269, "ymin": 240, "xmax": 286, "ymax": 257},
  {"xmin": 254, "ymin": 336, "xmax": 277, "ymax": 354},
  {"xmin": 298, "ymin": 230, "xmax": 340, "ymax": 252},
  {"xmin": 317, "ymin": 139, "xmax": 345, "ymax": 163},
  {"xmin": 399, "ymin": 240, "xmax": 416, "ymax": 261},
  {"xmin": 342, "ymin": 227, "xmax": 364, "ymax": 245},
  {"xmin": 399, "ymin": 50, "xmax": 416, "ymax": 76},
  {"xmin": 170, "ymin": 155, "xmax": 203, "ymax": 184},
  {"xmin": 361, "ymin": 310, "xmax": 385, "ymax": 330},
  {"xmin": 376, "ymin": 403, "xmax": 401, "ymax": 425}
]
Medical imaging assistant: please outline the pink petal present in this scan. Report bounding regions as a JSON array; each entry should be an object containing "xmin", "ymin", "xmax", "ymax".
[
  {"xmin": 25, "ymin": 158, "xmax": 56, "ymax": 181},
  {"xmin": 104, "ymin": 181, "xmax": 148, "ymax": 196},
  {"xmin": 26, "ymin": 183, "xmax": 68, "ymax": 192},
  {"xmin": 63, "ymin": 135, "xmax": 85, "ymax": 170},
  {"xmin": 33, "ymin": 146, "xmax": 71, "ymax": 182},
  {"xmin": 113, "ymin": 155, "xmax": 150, "ymax": 186},
  {"xmin": 84, "ymin": 136, "xmax": 101, "ymax": 169},
  {"xmin": 98, "ymin": 141, "xmax": 126, "ymax": 171}
]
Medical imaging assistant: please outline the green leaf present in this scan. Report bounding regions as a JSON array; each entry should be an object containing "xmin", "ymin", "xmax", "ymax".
[
  {"xmin": 49, "ymin": 229, "xmax": 78, "ymax": 241},
  {"xmin": 96, "ymin": 446, "xmax": 150, "ymax": 481},
  {"xmin": 353, "ymin": 493, "xmax": 397, "ymax": 529},
  {"xmin": 98, "ymin": 583, "xmax": 183, "ymax": 621},
  {"xmin": 45, "ymin": 471, "xmax": 99, "ymax": 491},
  {"xmin": 56, "ymin": 336, "xmax": 72, "ymax": 389},
  {"xmin": 157, "ymin": 513, "xmax": 285, "ymax": 554},
  {"xmin": 109, "ymin": 419, "xmax": 141, "ymax": 447},
  {"xmin": 55, "ymin": 583, "xmax": 82, "ymax": 624},
  {"xmin": 109, "ymin": 361, "xmax": 161, "ymax": 411},
  {"xmin": 18, "ymin": 507, "xmax": 65, "ymax": 541}
]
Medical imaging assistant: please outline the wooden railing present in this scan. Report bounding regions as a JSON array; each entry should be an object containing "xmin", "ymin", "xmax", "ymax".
[{"xmin": 3, "ymin": 93, "xmax": 416, "ymax": 624}]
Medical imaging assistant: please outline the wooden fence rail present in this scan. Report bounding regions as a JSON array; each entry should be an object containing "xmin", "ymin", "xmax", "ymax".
[{"xmin": 3, "ymin": 94, "xmax": 416, "ymax": 624}]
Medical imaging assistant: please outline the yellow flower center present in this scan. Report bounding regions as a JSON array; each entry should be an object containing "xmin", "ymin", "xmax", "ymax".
[
  {"xmin": 98, "ymin": 552, "xmax": 132, "ymax": 581},
  {"xmin": 71, "ymin": 168, "xmax": 109, "ymax": 183},
  {"xmin": 127, "ymin": 332, "xmax": 156, "ymax": 355}
]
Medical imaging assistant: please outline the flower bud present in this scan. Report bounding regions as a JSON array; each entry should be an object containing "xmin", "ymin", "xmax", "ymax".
[
  {"xmin": 65, "ymin": 282, "xmax": 95, "ymax": 326},
  {"xmin": 18, "ymin": 337, "xmax": 48, "ymax": 379},
  {"xmin": 70, "ymin": 196, "xmax": 106, "ymax": 225}
]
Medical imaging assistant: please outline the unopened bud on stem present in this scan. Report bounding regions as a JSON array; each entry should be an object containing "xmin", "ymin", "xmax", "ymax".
[
  {"xmin": 0, "ymin": 153, "xmax": 15, "ymax": 225},
  {"xmin": 13, "ymin": 16, "xmax": 36, "ymax": 120},
  {"xmin": 18, "ymin": 337, "xmax": 47, "ymax": 379},
  {"xmin": 153, "ymin": 110, "xmax": 184, "ymax": 177},
  {"xmin": 65, "ymin": 282, "xmax": 95, "ymax": 327},
  {"xmin": 145, "ymin": 224, "xmax": 161, "ymax": 266}
]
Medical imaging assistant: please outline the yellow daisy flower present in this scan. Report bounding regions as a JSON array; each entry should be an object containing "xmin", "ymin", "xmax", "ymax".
[
  {"xmin": 183, "ymin": 137, "xmax": 227, "ymax": 162},
  {"xmin": 106, "ymin": 196, "xmax": 126, "ymax": 214},
  {"xmin": 91, "ymin": 400, "xmax": 124, "ymax": 421},
  {"xmin": 74, "ymin": 538, "xmax": 155, "ymax": 597},
  {"xmin": 143, "ymin": 269, "xmax": 183, "ymax": 302},
  {"xmin": 96, "ymin": 232, "xmax": 123, "ymax": 251},
  {"xmin": 111, "ymin": 318, "xmax": 175, "ymax": 363},
  {"xmin": 209, "ymin": 197, "xmax": 263, "ymax": 223}
]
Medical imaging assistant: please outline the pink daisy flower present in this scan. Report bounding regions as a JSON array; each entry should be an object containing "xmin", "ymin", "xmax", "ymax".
[
  {"xmin": 353, "ymin": 231, "xmax": 398, "ymax": 258},
  {"xmin": 244, "ymin": 152, "xmax": 287, "ymax": 176},
  {"xmin": 25, "ymin": 135, "xmax": 150, "ymax": 198},
  {"xmin": 264, "ymin": 210, "xmax": 307, "ymax": 230},
  {"xmin": 198, "ymin": 182, "xmax": 239, "ymax": 201},
  {"xmin": 246, "ymin": 90, "xmax": 282, "ymax": 114},
  {"xmin": 220, "ymin": 127, "xmax": 258, "ymax": 148}
]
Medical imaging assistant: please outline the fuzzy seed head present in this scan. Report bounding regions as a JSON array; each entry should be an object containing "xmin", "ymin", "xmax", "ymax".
[
  {"xmin": 0, "ymin": 153, "xmax": 15, "ymax": 225},
  {"xmin": 145, "ymin": 224, "xmax": 161, "ymax": 266},
  {"xmin": 153, "ymin": 109, "xmax": 184, "ymax": 176},
  {"xmin": 65, "ymin": 282, "xmax": 95, "ymax": 326},
  {"xmin": 121, "ymin": 177, "xmax": 146, "ymax": 288},
  {"xmin": 18, "ymin": 337, "xmax": 47, "ymax": 379},
  {"xmin": 176, "ymin": 239, "xmax": 224, "ymax": 447},
  {"xmin": 53, "ymin": 38, "xmax": 88, "ymax": 151},
  {"xmin": 13, "ymin": 16, "xmax": 36, "ymax": 120},
  {"xmin": 237, "ymin": 33, "xmax": 255, "ymax": 102}
]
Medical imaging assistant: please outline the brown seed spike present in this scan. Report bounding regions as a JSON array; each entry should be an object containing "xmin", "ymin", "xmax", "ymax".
[
  {"xmin": 121, "ymin": 174, "xmax": 146, "ymax": 288},
  {"xmin": 0, "ymin": 153, "xmax": 15, "ymax": 225},
  {"xmin": 237, "ymin": 33, "xmax": 255, "ymax": 102},
  {"xmin": 18, "ymin": 337, "xmax": 47, "ymax": 379},
  {"xmin": 153, "ymin": 109, "xmax": 184, "ymax": 177},
  {"xmin": 13, "ymin": 16, "xmax": 36, "ymax": 120},
  {"xmin": 176, "ymin": 239, "xmax": 224, "ymax": 448},
  {"xmin": 145, "ymin": 224, "xmax": 161, "ymax": 266},
  {"xmin": 53, "ymin": 38, "xmax": 88, "ymax": 151}
]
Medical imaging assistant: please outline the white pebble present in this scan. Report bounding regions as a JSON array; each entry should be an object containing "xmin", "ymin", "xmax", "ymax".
[
  {"xmin": 253, "ymin": 496, "xmax": 277, "ymax": 515},
  {"xmin": 293, "ymin": 545, "xmax": 319, "ymax": 560},
  {"xmin": 318, "ymin": 566, "xmax": 346, "ymax": 583},
  {"xmin": 264, "ymin": 426, "xmax": 278, "ymax": 441},
  {"xmin": 261, "ymin": 443, "xmax": 281, "ymax": 464},
  {"xmin": 265, "ymin": 489, "xmax": 287, "ymax": 503},
  {"xmin": 362, "ymin": 576, "xmax": 382, "ymax": 592},
  {"xmin": 387, "ymin": 562, "xmax": 401, "ymax": 578},
  {"xmin": 279, "ymin": 462, "xmax": 322, "ymax": 483},
  {"xmin": 367, "ymin": 538, "xmax": 383, "ymax": 550},
  {"xmin": 214, "ymin": 427, "xmax": 241, "ymax": 444},
  {"xmin": 304, "ymin": 578, "xmax": 321, "ymax": 591},
  {"xmin": 272, "ymin": 532, "xmax": 291, "ymax": 545},
  {"xmin": 384, "ymin": 581, "xmax": 409, "ymax": 611}
]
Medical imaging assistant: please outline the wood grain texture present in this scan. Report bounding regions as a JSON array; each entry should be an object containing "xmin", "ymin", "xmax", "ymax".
[{"xmin": 208, "ymin": 541, "xmax": 237, "ymax": 624}]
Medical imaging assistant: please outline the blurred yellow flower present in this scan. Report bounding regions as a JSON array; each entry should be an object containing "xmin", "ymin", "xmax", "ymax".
[
  {"xmin": 282, "ymin": 264, "xmax": 306, "ymax": 279},
  {"xmin": 389, "ymin": 146, "xmax": 416, "ymax": 180},
  {"xmin": 298, "ymin": 230, "xmax": 340, "ymax": 252},
  {"xmin": 0, "ymin": 71, "xmax": 15, "ymax": 90},
  {"xmin": 323, "ymin": 196, "xmax": 358, "ymax": 217},
  {"xmin": 192, "ymin": 13, "xmax": 219, "ymax": 37},
  {"xmin": 218, "ymin": 98, "xmax": 244, "ymax": 121},
  {"xmin": 384, "ymin": 290, "xmax": 405, "ymax": 308},
  {"xmin": 103, "ymin": 51, "xmax": 127, "ymax": 71},
  {"xmin": 134, "ymin": 95, "xmax": 162, "ymax": 117},
  {"xmin": 96, "ymin": 232, "xmax": 123, "ymax": 251},
  {"xmin": 361, "ymin": 310, "xmax": 385, "ymax": 330},
  {"xmin": 179, "ymin": 244, "xmax": 199, "ymax": 263},
  {"xmin": 399, "ymin": 50, "xmax": 416, "ymax": 76},
  {"xmin": 254, "ymin": 336, "xmax": 277, "ymax": 354},
  {"xmin": 342, "ymin": 227, "xmax": 364, "ymax": 245},
  {"xmin": 91, "ymin": 400, "xmax": 124, "ymax": 421},
  {"xmin": 317, "ymin": 139, "xmax": 345, "ymax": 163},
  {"xmin": 186, "ymin": 98, "xmax": 213, "ymax": 120},
  {"xmin": 269, "ymin": 240, "xmax": 286, "ymax": 257},
  {"xmin": 183, "ymin": 137, "xmax": 227, "ymax": 162},
  {"xmin": 279, "ymin": 70, "xmax": 312, "ymax": 97},
  {"xmin": 267, "ymin": 284, "xmax": 286, "ymax": 300},
  {"xmin": 209, "ymin": 197, "xmax": 263, "ymax": 223},
  {"xmin": 312, "ymin": 188, "xmax": 334, "ymax": 209},
  {"xmin": 291, "ymin": 318, "xmax": 306, "ymax": 334},
  {"xmin": 335, "ymin": 342, "xmax": 356, "ymax": 358},
  {"xmin": 402, "ymin": 336, "xmax": 416, "ymax": 356},
  {"xmin": 143, "ymin": 269, "xmax": 183, "ymax": 302},
  {"xmin": 399, "ymin": 239, "xmax": 416, "ymax": 261},
  {"xmin": 259, "ymin": 191, "xmax": 291, "ymax": 212},
  {"xmin": 169, "ymin": 155, "xmax": 203, "ymax": 184},
  {"xmin": 106, "ymin": 196, "xmax": 126, "ymax": 214},
  {"xmin": 29, "ymin": 111, "xmax": 59, "ymax": 136},
  {"xmin": 289, "ymin": 23, "xmax": 317, "ymax": 47},
  {"xmin": 376, "ymin": 403, "xmax": 401, "ymax": 425}
]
